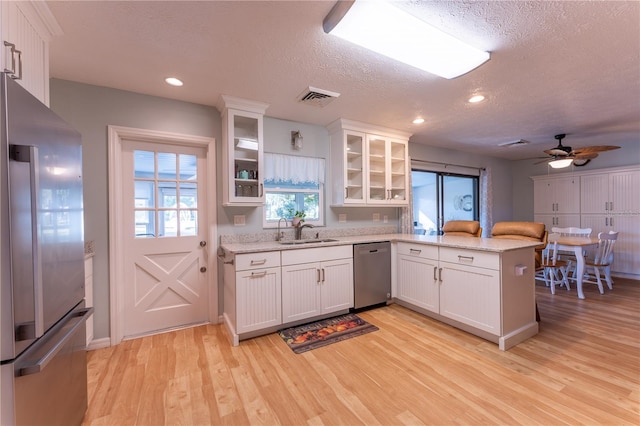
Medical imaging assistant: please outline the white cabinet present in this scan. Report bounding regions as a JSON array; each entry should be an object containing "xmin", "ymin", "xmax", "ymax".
[
  {"xmin": 533, "ymin": 175, "xmax": 580, "ymax": 214},
  {"xmin": 394, "ymin": 243, "xmax": 538, "ymax": 350},
  {"xmin": 328, "ymin": 119, "xmax": 410, "ymax": 207},
  {"xmin": 366, "ymin": 135, "xmax": 409, "ymax": 205},
  {"xmin": 396, "ymin": 243, "xmax": 439, "ymax": 313},
  {"xmin": 533, "ymin": 166, "xmax": 640, "ymax": 276},
  {"xmin": 1, "ymin": 1, "xmax": 59, "ymax": 105},
  {"xmin": 439, "ymin": 248, "xmax": 501, "ymax": 335},
  {"xmin": 223, "ymin": 251, "xmax": 281, "ymax": 342},
  {"xmin": 217, "ymin": 95, "xmax": 269, "ymax": 206},
  {"xmin": 281, "ymin": 246, "xmax": 353, "ymax": 323},
  {"xmin": 84, "ymin": 256, "xmax": 94, "ymax": 346}
]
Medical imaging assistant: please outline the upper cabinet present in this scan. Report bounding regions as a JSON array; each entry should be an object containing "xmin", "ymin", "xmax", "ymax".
[
  {"xmin": 217, "ymin": 95, "xmax": 269, "ymax": 206},
  {"xmin": 533, "ymin": 175, "xmax": 580, "ymax": 215},
  {"xmin": 581, "ymin": 169, "xmax": 640, "ymax": 215},
  {"xmin": 1, "ymin": 1, "xmax": 61, "ymax": 105},
  {"xmin": 328, "ymin": 119, "xmax": 411, "ymax": 207}
]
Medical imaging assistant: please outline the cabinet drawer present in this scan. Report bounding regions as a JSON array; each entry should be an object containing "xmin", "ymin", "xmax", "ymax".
[
  {"xmin": 439, "ymin": 247, "xmax": 499, "ymax": 270},
  {"xmin": 396, "ymin": 242, "xmax": 438, "ymax": 260},
  {"xmin": 281, "ymin": 245, "xmax": 352, "ymax": 265},
  {"xmin": 235, "ymin": 251, "xmax": 281, "ymax": 271}
]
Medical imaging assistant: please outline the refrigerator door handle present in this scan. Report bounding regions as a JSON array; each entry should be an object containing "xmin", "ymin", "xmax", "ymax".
[
  {"xmin": 10, "ymin": 145, "xmax": 44, "ymax": 338},
  {"xmin": 17, "ymin": 307, "xmax": 93, "ymax": 377}
]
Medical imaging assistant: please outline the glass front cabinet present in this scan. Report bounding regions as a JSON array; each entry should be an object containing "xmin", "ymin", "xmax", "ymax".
[
  {"xmin": 217, "ymin": 95, "xmax": 269, "ymax": 206},
  {"xmin": 328, "ymin": 119, "xmax": 410, "ymax": 207}
]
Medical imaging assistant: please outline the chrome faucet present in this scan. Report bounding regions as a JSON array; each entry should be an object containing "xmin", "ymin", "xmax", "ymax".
[
  {"xmin": 295, "ymin": 223, "xmax": 314, "ymax": 240},
  {"xmin": 276, "ymin": 217, "xmax": 288, "ymax": 241}
]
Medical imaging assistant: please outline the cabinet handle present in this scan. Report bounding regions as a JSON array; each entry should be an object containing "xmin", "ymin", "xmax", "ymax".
[
  {"xmin": 317, "ymin": 269, "xmax": 321, "ymax": 283},
  {"xmin": 344, "ymin": 187, "xmax": 348, "ymax": 199},
  {"xmin": 322, "ymin": 268, "xmax": 325, "ymax": 282},
  {"xmin": 458, "ymin": 255, "xmax": 474, "ymax": 263},
  {"xmin": 605, "ymin": 201, "xmax": 609, "ymax": 211},
  {"xmin": 409, "ymin": 248, "xmax": 421, "ymax": 255},
  {"xmin": 610, "ymin": 217, "xmax": 614, "ymax": 227},
  {"xmin": 433, "ymin": 266, "xmax": 437, "ymax": 281},
  {"xmin": 3, "ymin": 41, "xmax": 22, "ymax": 80},
  {"xmin": 609, "ymin": 201, "xmax": 613, "ymax": 211},
  {"xmin": 605, "ymin": 217, "xmax": 608, "ymax": 227},
  {"xmin": 438, "ymin": 268, "xmax": 443, "ymax": 283},
  {"xmin": 250, "ymin": 271, "xmax": 267, "ymax": 278},
  {"xmin": 259, "ymin": 183, "xmax": 264, "ymax": 197},
  {"xmin": 250, "ymin": 259, "xmax": 267, "ymax": 265}
]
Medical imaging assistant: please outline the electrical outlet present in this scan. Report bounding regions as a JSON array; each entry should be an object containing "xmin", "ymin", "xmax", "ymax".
[
  {"xmin": 383, "ymin": 215, "xmax": 388, "ymax": 223},
  {"xmin": 372, "ymin": 213, "xmax": 380, "ymax": 222},
  {"xmin": 339, "ymin": 213, "xmax": 347, "ymax": 223},
  {"xmin": 233, "ymin": 215, "xmax": 245, "ymax": 226}
]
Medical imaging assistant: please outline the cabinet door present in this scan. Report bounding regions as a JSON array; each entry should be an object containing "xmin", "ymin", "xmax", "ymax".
[
  {"xmin": 386, "ymin": 140, "xmax": 409, "ymax": 205},
  {"xmin": 533, "ymin": 180, "xmax": 554, "ymax": 214},
  {"xmin": 397, "ymin": 254, "xmax": 439, "ymax": 313},
  {"xmin": 609, "ymin": 215, "xmax": 640, "ymax": 275},
  {"xmin": 281, "ymin": 262, "xmax": 322, "ymax": 323},
  {"xmin": 320, "ymin": 258, "xmax": 354, "ymax": 314},
  {"xmin": 225, "ymin": 109, "xmax": 264, "ymax": 204},
  {"xmin": 366, "ymin": 135, "xmax": 388, "ymax": 204},
  {"xmin": 580, "ymin": 174, "xmax": 609, "ymax": 214},
  {"xmin": 439, "ymin": 262, "xmax": 500, "ymax": 335},
  {"xmin": 1, "ymin": 2, "xmax": 51, "ymax": 105},
  {"xmin": 609, "ymin": 170, "xmax": 640, "ymax": 214},
  {"xmin": 343, "ymin": 131, "xmax": 366, "ymax": 204},
  {"xmin": 236, "ymin": 267, "xmax": 281, "ymax": 333},
  {"xmin": 554, "ymin": 176, "xmax": 580, "ymax": 214}
]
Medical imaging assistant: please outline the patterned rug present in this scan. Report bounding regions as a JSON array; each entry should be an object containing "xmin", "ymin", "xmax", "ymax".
[{"xmin": 278, "ymin": 313, "xmax": 378, "ymax": 354}]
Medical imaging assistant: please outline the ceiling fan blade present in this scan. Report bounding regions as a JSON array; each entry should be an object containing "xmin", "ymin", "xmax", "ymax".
[
  {"xmin": 544, "ymin": 149, "xmax": 570, "ymax": 156},
  {"xmin": 573, "ymin": 152, "xmax": 599, "ymax": 160},
  {"xmin": 572, "ymin": 145, "xmax": 621, "ymax": 154}
]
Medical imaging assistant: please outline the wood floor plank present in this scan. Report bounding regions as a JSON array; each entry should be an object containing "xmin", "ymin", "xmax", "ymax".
[{"xmin": 82, "ymin": 277, "xmax": 640, "ymax": 425}]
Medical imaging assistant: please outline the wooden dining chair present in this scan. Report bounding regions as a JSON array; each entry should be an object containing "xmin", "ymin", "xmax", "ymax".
[
  {"xmin": 442, "ymin": 220, "xmax": 482, "ymax": 237},
  {"xmin": 536, "ymin": 233, "xmax": 571, "ymax": 294},
  {"xmin": 582, "ymin": 231, "xmax": 618, "ymax": 294}
]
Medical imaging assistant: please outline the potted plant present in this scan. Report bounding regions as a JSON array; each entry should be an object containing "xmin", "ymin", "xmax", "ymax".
[{"xmin": 289, "ymin": 209, "xmax": 306, "ymax": 227}]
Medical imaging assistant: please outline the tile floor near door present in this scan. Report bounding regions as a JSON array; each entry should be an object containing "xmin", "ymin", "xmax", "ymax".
[{"xmin": 82, "ymin": 278, "xmax": 640, "ymax": 425}]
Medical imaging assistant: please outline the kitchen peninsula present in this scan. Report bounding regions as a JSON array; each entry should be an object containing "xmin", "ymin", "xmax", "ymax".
[{"xmin": 220, "ymin": 234, "xmax": 541, "ymax": 351}]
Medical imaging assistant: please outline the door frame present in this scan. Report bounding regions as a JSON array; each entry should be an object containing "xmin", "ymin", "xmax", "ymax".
[{"xmin": 108, "ymin": 125, "xmax": 217, "ymax": 346}]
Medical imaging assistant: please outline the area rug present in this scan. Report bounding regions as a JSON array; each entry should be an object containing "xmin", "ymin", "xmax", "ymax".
[{"xmin": 278, "ymin": 313, "xmax": 378, "ymax": 354}]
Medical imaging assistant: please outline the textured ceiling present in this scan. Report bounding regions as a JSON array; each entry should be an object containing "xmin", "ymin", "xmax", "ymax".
[{"xmin": 47, "ymin": 1, "xmax": 640, "ymax": 161}]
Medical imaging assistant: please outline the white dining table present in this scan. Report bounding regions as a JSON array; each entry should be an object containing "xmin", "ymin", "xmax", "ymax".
[{"xmin": 556, "ymin": 236, "xmax": 600, "ymax": 299}]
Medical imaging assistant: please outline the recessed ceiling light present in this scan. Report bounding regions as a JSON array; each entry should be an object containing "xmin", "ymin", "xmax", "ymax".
[
  {"xmin": 165, "ymin": 77, "xmax": 183, "ymax": 87},
  {"xmin": 468, "ymin": 94, "xmax": 485, "ymax": 103},
  {"xmin": 412, "ymin": 118, "xmax": 425, "ymax": 124}
]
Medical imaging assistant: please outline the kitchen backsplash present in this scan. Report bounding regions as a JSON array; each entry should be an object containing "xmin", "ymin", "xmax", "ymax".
[{"xmin": 219, "ymin": 225, "xmax": 398, "ymax": 245}]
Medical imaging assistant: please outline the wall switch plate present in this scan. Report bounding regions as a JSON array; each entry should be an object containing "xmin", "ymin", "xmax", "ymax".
[
  {"xmin": 383, "ymin": 215, "xmax": 388, "ymax": 223},
  {"xmin": 233, "ymin": 215, "xmax": 246, "ymax": 226},
  {"xmin": 339, "ymin": 213, "xmax": 347, "ymax": 223},
  {"xmin": 372, "ymin": 213, "xmax": 380, "ymax": 222}
]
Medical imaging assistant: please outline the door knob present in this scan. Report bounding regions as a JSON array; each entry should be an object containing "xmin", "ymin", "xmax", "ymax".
[
  {"xmin": 200, "ymin": 241, "xmax": 207, "ymax": 247},
  {"xmin": 200, "ymin": 267, "xmax": 207, "ymax": 273}
]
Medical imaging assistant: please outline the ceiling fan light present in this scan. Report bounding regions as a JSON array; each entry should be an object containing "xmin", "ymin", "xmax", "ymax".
[
  {"xmin": 549, "ymin": 158, "xmax": 574, "ymax": 169},
  {"xmin": 323, "ymin": 0, "xmax": 490, "ymax": 79}
]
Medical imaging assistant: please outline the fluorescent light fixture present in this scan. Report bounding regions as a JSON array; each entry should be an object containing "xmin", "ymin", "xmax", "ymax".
[
  {"xmin": 323, "ymin": 0, "xmax": 490, "ymax": 79},
  {"xmin": 548, "ymin": 158, "xmax": 574, "ymax": 169},
  {"xmin": 165, "ymin": 77, "xmax": 183, "ymax": 87}
]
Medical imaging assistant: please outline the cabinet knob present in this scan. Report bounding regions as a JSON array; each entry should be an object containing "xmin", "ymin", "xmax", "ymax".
[{"xmin": 200, "ymin": 267, "xmax": 207, "ymax": 273}]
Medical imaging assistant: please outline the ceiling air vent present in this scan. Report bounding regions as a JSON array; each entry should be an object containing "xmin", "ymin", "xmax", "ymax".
[
  {"xmin": 297, "ymin": 86, "xmax": 340, "ymax": 107},
  {"xmin": 498, "ymin": 139, "xmax": 530, "ymax": 147}
]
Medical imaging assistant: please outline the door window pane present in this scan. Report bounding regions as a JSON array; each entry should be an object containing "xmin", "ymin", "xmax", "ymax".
[
  {"xmin": 134, "ymin": 150, "xmax": 154, "ymax": 178},
  {"xmin": 157, "ymin": 152, "xmax": 177, "ymax": 180},
  {"xmin": 179, "ymin": 154, "xmax": 197, "ymax": 180}
]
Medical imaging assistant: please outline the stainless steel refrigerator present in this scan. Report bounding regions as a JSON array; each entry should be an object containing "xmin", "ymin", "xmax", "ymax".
[{"xmin": 1, "ymin": 73, "xmax": 92, "ymax": 425}]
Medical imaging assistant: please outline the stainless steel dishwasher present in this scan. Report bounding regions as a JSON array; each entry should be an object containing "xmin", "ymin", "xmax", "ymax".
[{"xmin": 353, "ymin": 241, "xmax": 391, "ymax": 309}]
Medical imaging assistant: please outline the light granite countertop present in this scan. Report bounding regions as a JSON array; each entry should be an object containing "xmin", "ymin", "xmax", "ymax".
[{"xmin": 219, "ymin": 233, "xmax": 542, "ymax": 255}]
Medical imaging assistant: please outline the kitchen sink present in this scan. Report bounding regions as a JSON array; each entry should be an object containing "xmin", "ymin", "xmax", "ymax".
[{"xmin": 278, "ymin": 238, "xmax": 338, "ymax": 245}]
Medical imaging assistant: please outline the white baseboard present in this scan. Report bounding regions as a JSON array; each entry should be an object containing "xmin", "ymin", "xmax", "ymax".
[{"xmin": 87, "ymin": 337, "xmax": 111, "ymax": 351}]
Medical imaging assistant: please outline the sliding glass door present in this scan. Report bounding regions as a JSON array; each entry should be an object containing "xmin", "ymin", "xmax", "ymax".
[{"xmin": 412, "ymin": 170, "xmax": 479, "ymax": 235}]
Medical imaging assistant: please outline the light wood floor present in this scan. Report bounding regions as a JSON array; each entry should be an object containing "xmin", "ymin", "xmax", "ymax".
[{"xmin": 83, "ymin": 277, "xmax": 640, "ymax": 425}]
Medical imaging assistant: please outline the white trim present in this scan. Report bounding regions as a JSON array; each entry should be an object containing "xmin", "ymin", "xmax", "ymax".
[
  {"xmin": 108, "ymin": 125, "xmax": 217, "ymax": 347},
  {"xmin": 531, "ymin": 164, "xmax": 640, "ymax": 181}
]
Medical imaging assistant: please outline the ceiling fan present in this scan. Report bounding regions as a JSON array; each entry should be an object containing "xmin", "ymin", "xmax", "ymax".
[{"xmin": 538, "ymin": 134, "xmax": 620, "ymax": 167}]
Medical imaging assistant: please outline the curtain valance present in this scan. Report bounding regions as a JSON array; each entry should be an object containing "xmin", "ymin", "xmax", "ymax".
[{"xmin": 263, "ymin": 153, "xmax": 325, "ymax": 185}]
